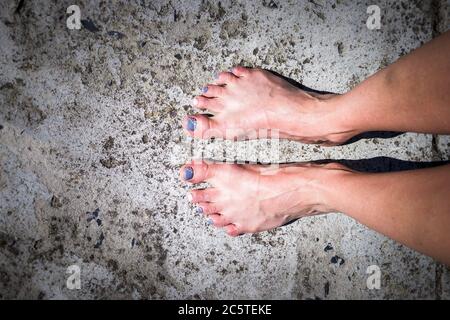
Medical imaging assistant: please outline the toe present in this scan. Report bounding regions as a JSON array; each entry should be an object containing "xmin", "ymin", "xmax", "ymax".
[
  {"xmin": 230, "ymin": 66, "xmax": 250, "ymax": 77},
  {"xmin": 191, "ymin": 96, "xmax": 223, "ymax": 112},
  {"xmin": 179, "ymin": 161, "xmax": 216, "ymax": 183},
  {"xmin": 183, "ymin": 114, "xmax": 224, "ymax": 139},
  {"xmin": 208, "ymin": 214, "xmax": 230, "ymax": 227},
  {"xmin": 189, "ymin": 188, "xmax": 218, "ymax": 203},
  {"xmin": 201, "ymin": 84, "xmax": 225, "ymax": 98},
  {"xmin": 223, "ymin": 224, "xmax": 240, "ymax": 237},
  {"xmin": 195, "ymin": 202, "xmax": 221, "ymax": 215},
  {"xmin": 213, "ymin": 71, "xmax": 237, "ymax": 85}
]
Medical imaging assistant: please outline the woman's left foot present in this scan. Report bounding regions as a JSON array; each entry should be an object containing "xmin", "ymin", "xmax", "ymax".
[{"xmin": 180, "ymin": 161, "xmax": 346, "ymax": 236}]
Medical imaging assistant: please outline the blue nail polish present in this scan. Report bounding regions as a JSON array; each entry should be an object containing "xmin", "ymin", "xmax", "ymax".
[
  {"xmin": 184, "ymin": 167, "xmax": 194, "ymax": 180},
  {"xmin": 195, "ymin": 207, "xmax": 203, "ymax": 214},
  {"xmin": 207, "ymin": 218, "xmax": 213, "ymax": 225},
  {"xmin": 202, "ymin": 86, "xmax": 208, "ymax": 93},
  {"xmin": 187, "ymin": 117, "xmax": 197, "ymax": 131}
]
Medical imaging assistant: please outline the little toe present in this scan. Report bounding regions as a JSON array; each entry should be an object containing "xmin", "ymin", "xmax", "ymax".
[
  {"xmin": 230, "ymin": 66, "xmax": 250, "ymax": 77},
  {"xmin": 223, "ymin": 224, "xmax": 240, "ymax": 237},
  {"xmin": 207, "ymin": 214, "xmax": 230, "ymax": 227},
  {"xmin": 213, "ymin": 71, "xmax": 237, "ymax": 85},
  {"xmin": 201, "ymin": 84, "xmax": 225, "ymax": 98},
  {"xmin": 195, "ymin": 202, "xmax": 221, "ymax": 215}
]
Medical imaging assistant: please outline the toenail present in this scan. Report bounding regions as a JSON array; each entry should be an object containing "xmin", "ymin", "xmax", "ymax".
[
  {"xmin": 194, "ymin": 207, "xmax": 203, "ymax": 214},
  {"xmin": 184, "ymin": 167, "xmax": 194, "ymax": 180},
  {"xmin": 207, "ymin": 218, "xmax": 213, "ymax": 225},
  {"xmin": 187, "ymin": 193, "xmax": 193, "ymax": 202},
  {"xmin": 214, "ymin": 73, "xmax": 219, "ymax": 79},
  {"xmin": 202, "ymin": 87, "xmax": 208, "ymax": 93},
  {"xmin": 187, "ymin": 117, "xmax": 197, "ymax": 131}
]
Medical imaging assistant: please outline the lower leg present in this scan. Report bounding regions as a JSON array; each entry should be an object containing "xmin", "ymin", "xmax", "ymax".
[
  {"xmin": 331, "ymin": 31, "xmax": 450, "ymax": 134},
  {"xmin": 325, "ymin": 164, "xmax": 450, "ymax": 265}
]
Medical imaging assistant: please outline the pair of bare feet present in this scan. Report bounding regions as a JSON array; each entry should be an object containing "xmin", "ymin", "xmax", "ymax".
[{"xmin": 180, "ymin": 66, "xmax": 356, "ymax": 236}]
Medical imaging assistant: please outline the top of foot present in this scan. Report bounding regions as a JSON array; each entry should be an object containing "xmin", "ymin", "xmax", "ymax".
[
  {"xmin": 180, "ymin": 160, "xmax": 347, "ymax": 236},
  {"xmin": 184, "ymin": 66, "xmax": 357, "ymax": 145}
]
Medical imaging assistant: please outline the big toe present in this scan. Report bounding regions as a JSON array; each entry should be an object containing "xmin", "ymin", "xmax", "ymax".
[
  {"xmin": 183, "ymin": 115, "xmax": 225, "ymax": 139},
  {"xmin": 179, "ymin": 161, "xmax": 214, "ymax": 184},
  {"xmin": 184, "ymin": 114, "xmax": 252, "ymax": 140}
]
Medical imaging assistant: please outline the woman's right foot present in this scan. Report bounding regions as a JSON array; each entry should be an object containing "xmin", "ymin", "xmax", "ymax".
[{"xmin": 184, "ymin": 66, "xmax": 359, "ymax": 145}]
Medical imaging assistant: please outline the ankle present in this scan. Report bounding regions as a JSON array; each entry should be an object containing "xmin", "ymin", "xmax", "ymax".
[
  {"xmin": 300, "ymin": 164, "xmax": 354, "ymax": 215},
  {"xmin": 315, "ymin": 94, "xmax": 361, "ymax": 145}
]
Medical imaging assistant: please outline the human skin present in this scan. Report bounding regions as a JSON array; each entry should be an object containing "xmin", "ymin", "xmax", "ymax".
[{"xmin": 180, "ymin": 31, "xmax": 450, "ymax": 265}]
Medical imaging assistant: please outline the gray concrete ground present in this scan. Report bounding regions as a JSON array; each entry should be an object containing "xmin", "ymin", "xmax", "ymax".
[{"xmin": 0, "ymin": 0, "xmax": 449, "ymax": 299}]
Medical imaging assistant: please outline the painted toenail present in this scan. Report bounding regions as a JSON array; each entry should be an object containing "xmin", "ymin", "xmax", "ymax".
[
  {"xmin": 195, "ymin": 207, "xmax": 203, "ymax": 214},
  {"xmin": 191, "ymin": 97, "xmax": 198, "ymax": 106},
  {"xmin": 184, "ymin": 167, "xmax": 194, "ymax": 180},
  {"xmin": 207, "ymin": 218, "xmax": 213, "ymax": 225},
  {"xmin": 214, "ymin": 73, "xmax": 219, "ymax": 79},
  {"xmin": 202, "ymin": 87, "xmax": 208, "ymax": 93},
  {"xmin": 187, "ymin": 117, "xmax": 197, "ymax": 131}
]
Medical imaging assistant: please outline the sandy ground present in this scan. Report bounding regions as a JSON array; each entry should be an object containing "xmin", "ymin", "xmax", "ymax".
[{"xmin": 0, "ymin": 0, "xmax": 449, "ymax": 299}]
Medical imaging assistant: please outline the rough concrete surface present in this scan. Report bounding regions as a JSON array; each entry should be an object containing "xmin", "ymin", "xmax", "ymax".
[{"xmin": 0, "ymin": 0, "xmax": 449, "ymax": 299}]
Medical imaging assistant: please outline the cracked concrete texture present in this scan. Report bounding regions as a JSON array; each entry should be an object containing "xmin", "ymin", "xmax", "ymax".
[{"xmin": 0, "ymin": 0, "xmax": 449, "ymax": 299}]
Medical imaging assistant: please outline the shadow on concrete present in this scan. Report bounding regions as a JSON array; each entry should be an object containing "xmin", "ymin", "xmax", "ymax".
[
  {"xmin": 342, "ymin": 131, "xmax": 404, "ymax": 145},
  {"xmin": 265, "ymin": 69, "xmax": 404, "ymax": 144},
  {"xmin": 313, "ymin": 157, "xmax": 450, "ymax": 173},
  {"xmin": 215, "ymin": 157, "xmax": 450, "ymax": 173},
  {"xmin": 266, "ymin": 69, "xmax": 334, "ymax": 95}
]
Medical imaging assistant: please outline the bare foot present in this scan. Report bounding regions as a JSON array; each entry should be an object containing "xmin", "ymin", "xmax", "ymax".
[
  {"xmin": 184, "ymin": 66, "xmax": 358, "ymax": 145},
  {"xmin": 180, "ymin": 161, "xmax": 349, "ymax": 236}
]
